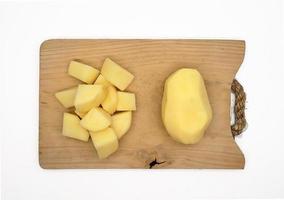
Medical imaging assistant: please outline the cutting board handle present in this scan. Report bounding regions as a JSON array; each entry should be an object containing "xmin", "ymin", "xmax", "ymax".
[{"xmin": 231, "ymin": 79, "xmax": 247, "ymax": 137}]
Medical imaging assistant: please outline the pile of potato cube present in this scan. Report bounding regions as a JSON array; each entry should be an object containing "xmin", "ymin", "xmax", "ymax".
[{"xmin": 55, "ymin": 58, "xmax": 135, "ymax": 159}]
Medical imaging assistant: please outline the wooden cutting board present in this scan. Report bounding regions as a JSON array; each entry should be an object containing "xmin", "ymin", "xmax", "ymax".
[{"xmin": 39, "ymin": 39, "xmax": 245, "ymax": 169}]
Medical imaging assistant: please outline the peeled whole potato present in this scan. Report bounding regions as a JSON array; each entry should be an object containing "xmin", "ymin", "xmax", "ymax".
[{"xmin": 162, "ymin": 68, "xmax": 212, "ymax": 144}]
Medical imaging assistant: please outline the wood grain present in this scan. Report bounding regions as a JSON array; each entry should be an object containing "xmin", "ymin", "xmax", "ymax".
[{"xmin": 39, "ymin": 39, "xmax": 245, "ymax": 169}]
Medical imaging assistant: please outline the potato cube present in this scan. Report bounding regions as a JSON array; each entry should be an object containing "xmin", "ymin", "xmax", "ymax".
[
  {"xmin": 55, "ymin": 87, "xmax": 77, "ymax": 108},
  {"xmin": 94, "ymin": 74, "xmax": 112, "ymax": 88},
  {"xmin": 80, "ymin": 107, "xmax": 111, "ymax": 132},
  {"xmin": 101, "ymin": 58, "xmax": 134, "ymax": 90},
  {"xmin": 74, "ymin": 84, "xmax": 106, "ymax": 113},
  {"xmin": 62, "ymin": 113, "xmax": 89, "ymax": 141},
  {"xmin": 68, "ymin": 60, "xmax": 99, "ymax": 83},
  {"xmin": 90, "ymin": 128, "xmax": 119, "ymax": 159},
  {"xmin": 101, "ymin": 85, "xmax": 117, "ymax": 114},
  {"xmin": 117, "ymin": 92, "xmax": 136, "ymax": 111},
  {"xmin": 111, "ymin": 111, "xmax": 132, "ymax": 139}
]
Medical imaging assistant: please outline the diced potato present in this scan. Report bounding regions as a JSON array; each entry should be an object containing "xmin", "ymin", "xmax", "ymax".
[
  {"xmin": 117, "ymin": 92, "xmax": 136, "ymax": 111},
  {"xmin": 74, "ymin": 84, "xmax": 106, "ymax": 113},
  {"xmin": 68, "ymin": 60, "xmax": 100, "ymax": 83},
  {"xmin": 90, "ymin": 128, "xmax": 119, "ymax": 159},
  {"xmin": 161, "ymin": 68, "xmax": 212, "ymax": 144},
  {"xmin": 74, "ymin": 110, "xmax": 86, "ymax": 118},
  {"xmin": 55, "ymin": 87, "xmax": 77, "ymax": 108},
  {"xmin": 111, "ymin": 111, "xmax": 132, "ymax": 139},
  {"xmin": 101, "ymin": 58, "xmax": 134, "ymax": 90},
  {"xmin": 55, "ymin": 57, "xmax": 137, "ymax": 156},
  {"xmin": 94, "ymin": 74, "xmax": 112, "ymax": 88},
  {"xmin": 101, "ymin": 85, "xmax": 117, "ymax": 114},
  {"xmin": 62, "ymin": 112, "xmax": 89, "ymax": 141},
  {"xmin": 80, "ymin": 107, "xmax": 111, "ymax": 132}
]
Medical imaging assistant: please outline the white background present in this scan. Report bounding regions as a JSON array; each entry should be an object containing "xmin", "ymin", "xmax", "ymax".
[{"xmin": 1, "ymin": 0, "xmax": 284, "ymax": 199}]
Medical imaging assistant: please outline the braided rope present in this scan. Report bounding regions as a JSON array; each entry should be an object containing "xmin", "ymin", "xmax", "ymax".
[{"xmin": 231, "ymin": 79, "xmax": 247, "ymax": 137}]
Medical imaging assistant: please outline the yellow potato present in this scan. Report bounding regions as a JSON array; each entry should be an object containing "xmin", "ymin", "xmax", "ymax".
[
  {"xmin": 68, "ymin": 60, "xmax": 99, "ymax": 83},
  {"xmin": 162, "ymin": 68, "xmax": 212, "ymax": 144},
  {"xmin": 101, "ymin": 85, "xmax": 118, "ymax": 114},
  {"xmin": 90, "ymin": 128, "xmax": 119, "ymax": 159},
  {"xmin": 80, "ymin": 107, "xmax": 111, "ymax": 132},
  {"xmin": 62, "ymin": 113, "xmax": 89, "ymax": 141},
  {"xmin": 74, "ymin": 84, "xmax": 106, "ymax": 113},
  {"xmin": 111, "ymin": 111, "xmax": 132, "ymax": 139},
  {"xmin": 117, "ymin": 92, "xmax": 136, "ymax": 111},
  {"xmin": 101, "ymin": 58, "xmax": 134, "ymax": 90},
  {"xmin": 94, "ymin": 74, "xmax": 112, "ymax": 88},
  {"xmin": 74, "ymin": 110, "xmax": 86, "ymax": 118},
  {"xmin": 55, "ymin": 87, "xmax": 77, "ymax": 108},
  {"xmin": 55, "ymin": 58, "xmax": 137, "ymax": 156}
]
